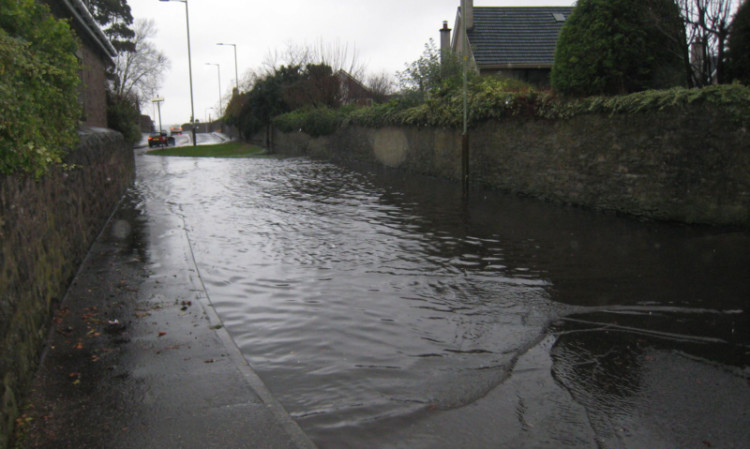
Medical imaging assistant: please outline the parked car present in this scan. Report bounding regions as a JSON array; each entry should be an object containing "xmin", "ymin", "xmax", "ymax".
[
  {"xmin": 170, "ymin": 126, "xmax": 183, "ymax": 136},
  {"xmin": 148, "ymin": 131, "xmax": 175, "ymax": 148}
]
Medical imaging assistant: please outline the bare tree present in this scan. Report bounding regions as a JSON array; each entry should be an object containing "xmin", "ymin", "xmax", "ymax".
[
  {"xmin": 678, "ymin": 0, "xmax": 741, "ymax": 85},
  {"xmin": 261, "ymin": 39, "xmax": 367, "ymax": 81},
  {"xmin": 366, "ymin": 71, "xmax": 395, "ymax": 101},
  {"xmin": 111, "ymin": 19, "xmax": 169, "ymax": 106},
  {"xmin": 311, "ymin": 39, "xmax": 366, "ymax": 81}
]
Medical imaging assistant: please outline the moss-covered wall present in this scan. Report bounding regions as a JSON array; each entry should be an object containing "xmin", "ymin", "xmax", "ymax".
[
  {"xmin": 272, "ymin": 104, "xmax": 749, "ymax": 226},
  {"xmin": 0, "ymin": 128, "xmax": 134, "ymax": 449}
]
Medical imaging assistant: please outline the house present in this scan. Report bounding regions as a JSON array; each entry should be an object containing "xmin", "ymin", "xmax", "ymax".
[
  {"xmin": 445, "ymin": 1, "xmax": 573, "ymax": 87},
  {"xmin": 42, "ymin": 0, "xmax": 116, "ymax": 128},
  {"xmin": 336, "ymin": 70, "xmax": 381, "ymax": 106}
]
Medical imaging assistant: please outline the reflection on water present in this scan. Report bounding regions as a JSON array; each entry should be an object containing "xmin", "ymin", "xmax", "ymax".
[{"xmin": 136, "ymin": 153, "xmax": 749, "ymax": 448}]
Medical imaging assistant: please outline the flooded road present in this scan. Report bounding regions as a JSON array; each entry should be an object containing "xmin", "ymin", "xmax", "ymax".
[{"xmin": 135, "ymin": 150, "xmax": 749, "ymax": 448}]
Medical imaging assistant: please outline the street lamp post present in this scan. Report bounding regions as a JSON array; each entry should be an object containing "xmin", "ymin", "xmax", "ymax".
[
  {"xmin": 159, "ymin": 0, "xmax": 196, "ymax": 146},
  {"xmin": 460, "ymin": 0, "xmax": 470, "ymax": 194},
  {"xmin": 205, "ymin": 63, "xmax": 222, "ymax": 116},
  {"xmin": 217, "ymin": 43, "xmax": 239, "ymax": 93}
]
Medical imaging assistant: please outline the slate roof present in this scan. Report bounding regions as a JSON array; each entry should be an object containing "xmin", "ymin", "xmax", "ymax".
[{"xmin": 466, "ymin": 7, "xmax": 574, "ymax": 69}]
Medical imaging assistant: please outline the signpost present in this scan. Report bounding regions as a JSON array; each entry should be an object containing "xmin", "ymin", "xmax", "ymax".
[{"xmin": 151, "ymin": 97, "xmax": 164, "ymax": 133}]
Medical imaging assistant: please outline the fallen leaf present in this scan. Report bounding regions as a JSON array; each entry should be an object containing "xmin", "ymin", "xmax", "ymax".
[
  {"xmin": 156, "ymin": 345, "xmax": 181, "ymax": 354},
  {"xmin": 158, "ymin": 331, "xmax": 167, "ymax": 337}
]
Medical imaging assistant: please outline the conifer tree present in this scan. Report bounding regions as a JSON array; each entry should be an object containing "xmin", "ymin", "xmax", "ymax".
[
  {"xmin": 552, "ymin": 0, "xmax": 686, "ymax": 96},
  {"xmin": 728, "ymin": 0, "xmax": 750, "ymax": 84}
]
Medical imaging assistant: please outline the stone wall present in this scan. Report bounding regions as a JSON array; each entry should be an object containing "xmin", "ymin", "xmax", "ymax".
[
  {"xmin": 271, "ymin": 104, "xmax": 749, "ymax": 227},
  {"xmin": 0, "ymin": 128, "xmax": 134, "ymax": 449}
]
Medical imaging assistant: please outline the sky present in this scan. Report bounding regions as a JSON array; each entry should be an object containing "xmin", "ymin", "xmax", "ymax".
[{"xmin": 127, "ymin": 0, "xmax": 575, "ymax": 126}]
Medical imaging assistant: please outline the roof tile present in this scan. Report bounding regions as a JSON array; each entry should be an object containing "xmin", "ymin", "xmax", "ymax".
[{"xmin": 467, "ymin": 7, "xmax": 574, "ymax": 68}]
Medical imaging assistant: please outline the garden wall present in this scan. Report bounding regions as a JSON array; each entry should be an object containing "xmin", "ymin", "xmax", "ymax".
[
  {"xmin": 0, "ymin": 128, "xmax": 134, "ymax": 448},
  {"xmin": 272, "ymin": 104, "xmax": 749, "ymax": 227}
]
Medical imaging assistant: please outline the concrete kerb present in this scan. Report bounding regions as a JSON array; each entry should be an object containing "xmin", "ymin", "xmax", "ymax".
[{"xmin": 176, "ymin": 213, "xmax": 317, "ymax": 449}]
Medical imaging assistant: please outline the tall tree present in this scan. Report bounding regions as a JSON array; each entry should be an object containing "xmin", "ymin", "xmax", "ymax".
[
  {"xmin": 727, "ymin": 0, "xmax": 750, "ymax": 84},
  {"xmin": 111, "ymin": 19, "xmax": 169, "ymax": 105},
  {"xmin": 367, "ymin": 72, "xmax": 395, "ymax": 102},
  {"xmin": 678, "ymin": 0, "xmax": 741, "ymax": 85},
  {"xmin": 262, "ymin": 39, "xmax": 366, "ymax": 81},
  {"xmin": 229, "ymin": 65, "xmax": 304, "ymax": 140},
  {"xmin": 83, "ymin": 0, "xmax": 135, "ymax": 52},
  {"xmin": 397, "ymin": 39, "xmax": 462, "ymax": 98},
  {"xmin": 282, "ymin": 64, "xmax": 340, "ymax": 109},
  {"xmin": 552, "ymin": 0, "xmax": 686, "ymax": 96}
]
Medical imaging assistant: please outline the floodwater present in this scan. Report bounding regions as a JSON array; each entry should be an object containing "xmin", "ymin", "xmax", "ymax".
[{"xmin": 136, "ymin": 150, "xmax": 749, "ymax": 449}]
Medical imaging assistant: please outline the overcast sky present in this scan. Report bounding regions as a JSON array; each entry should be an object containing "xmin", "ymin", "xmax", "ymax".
[{"xmin": 128, "ymin": 0, "xmax": 575, "ymax": 126}]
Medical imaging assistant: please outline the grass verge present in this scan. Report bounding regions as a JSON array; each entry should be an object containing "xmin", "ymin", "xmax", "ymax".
[{"xmin": 148, "ymin": 141, "xmax": 267, "ymax": 158}]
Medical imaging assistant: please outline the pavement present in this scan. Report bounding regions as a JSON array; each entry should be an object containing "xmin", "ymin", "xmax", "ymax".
[{"xmin": 16, "ymin": 150, "xmax": 317, "ymax": 449}]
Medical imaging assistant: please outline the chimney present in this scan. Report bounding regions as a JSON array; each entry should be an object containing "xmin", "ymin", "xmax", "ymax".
[
  {"xmin": 464, "ymin": 0, "xmax": 474, "ymax": 31},
  {"xmin": 440, "ymin": 20, "xmax": 452, "ymax": 66}
]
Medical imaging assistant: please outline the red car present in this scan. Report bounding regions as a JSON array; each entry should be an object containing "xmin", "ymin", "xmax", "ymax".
[{"xmin": 148, "ymin": 131, "xmax": 174, "ymax": 148}]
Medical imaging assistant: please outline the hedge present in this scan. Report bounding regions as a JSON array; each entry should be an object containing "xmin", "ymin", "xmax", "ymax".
[{"xmin": 272, "ymin": 83, "xmax": 750, "ymax": 136}]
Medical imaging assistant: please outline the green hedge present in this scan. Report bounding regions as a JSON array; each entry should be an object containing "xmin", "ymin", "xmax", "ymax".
[
  {"xmin": 0, "ymin": 0, "xmax": 80, "ymax": 178},
  {"xmin": 354, "ymin": 83, "xmax": 750, "ymax": 129},
  {"xmin": 273, "ymin": 106, "xmax": 354, "ymax": 137},
  {"xmin": 551, "ymin": 84, "xmax": 750, "ymax": 126},
  {"xmin": 272, "ymin": 82, "xmax": 750, "ymax": 137}
]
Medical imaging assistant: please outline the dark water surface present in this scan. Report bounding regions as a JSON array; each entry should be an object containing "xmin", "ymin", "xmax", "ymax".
[{"xmin": 137, "ymin": 153, "xmax": 749, "ymax": 448}]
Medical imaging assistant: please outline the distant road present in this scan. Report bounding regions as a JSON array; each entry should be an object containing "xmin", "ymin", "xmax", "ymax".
[{"xmin": 174, "ymin": 132, "xmax": 229, "ymax": 147}]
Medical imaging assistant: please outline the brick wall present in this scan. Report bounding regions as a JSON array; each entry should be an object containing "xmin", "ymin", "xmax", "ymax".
[{"xmin": 79, "ymin": 45, "xmax": 109, "ymax": 128}]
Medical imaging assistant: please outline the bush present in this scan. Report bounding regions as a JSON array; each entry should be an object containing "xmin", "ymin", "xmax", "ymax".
[
  {"xmin": 347, "ymin": 75, "xmax": 542, "ymax": 129},
  {"xmin": 551, "ymin": 0, "xmax": 686, "ymax": 96},
  {"xmin": 0, "ymin": 0, "xmax": 80, "ymax": 178},
  {"xmin": 274, "ymin": 106, "xmax": 354, "ymax": 137},
  {"xmin": 728, "ymin": 0, "xmax": 750, "ymax": 85},
  {"xmin": 106, "ymin": 93, "xmax": 142, "ymax": 146}
]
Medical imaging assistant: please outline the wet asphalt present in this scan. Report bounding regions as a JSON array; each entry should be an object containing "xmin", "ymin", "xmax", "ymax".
[{"xmin": 17, "ymin": 149, "xmax": 316, "ymax": 449}]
